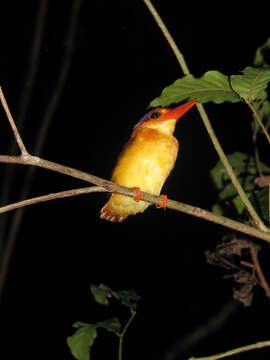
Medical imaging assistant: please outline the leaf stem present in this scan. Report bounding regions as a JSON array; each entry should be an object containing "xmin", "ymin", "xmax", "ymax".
[
  {"xmin": 118, "ymin": 310, "xmax": 136, "ymax": 360},
  {"xmin": 245, "ymin": 99, "xmax": 270, "ymax": 146},
  {"xmin": 188, "ymin": 339, "xmax": 270, "ymax": 360},
  {"xmin": 143, "ymin": 0, "xmax": 268, "ymax": 232}
]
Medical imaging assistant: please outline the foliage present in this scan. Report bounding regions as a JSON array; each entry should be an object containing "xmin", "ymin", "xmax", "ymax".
[
  {"xmin": 67, "ymin": 283, "xmax": 140, "ymax": 360},
  {"xmin": 68, "ymin": 38, "xmax": 270, "ymax": 359},
  {"xmin": 151, "ymin": 38, "xmax": 270, "ymax": 230},
  {"xmin": 210, "ymin": 152, "xmax": 269, "ymax": 220},
  {"xmin": 150, "ymin": 66, "xmax": 270, "ymax": 106}
]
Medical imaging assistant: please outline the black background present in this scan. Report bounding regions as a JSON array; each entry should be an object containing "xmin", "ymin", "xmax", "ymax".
[{"xmin": 0, "ymin": 1, "xmax": 270, "ymax": 359}]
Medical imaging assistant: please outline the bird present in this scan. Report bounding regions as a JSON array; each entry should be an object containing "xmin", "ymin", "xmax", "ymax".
[{"xmin": 100, "ymin": 98, "xmax": 197, "ymax": 222}]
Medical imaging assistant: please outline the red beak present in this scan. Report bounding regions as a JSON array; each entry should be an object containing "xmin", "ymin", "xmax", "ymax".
[{"xmin": 161, "ymin": 98, "xmax": 197, "ymax": 122}]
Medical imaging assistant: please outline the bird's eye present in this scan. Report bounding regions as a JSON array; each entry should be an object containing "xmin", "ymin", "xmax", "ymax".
[{"xmin": 150, "ymin": 111, "xmax": 161, "ymax": 119}]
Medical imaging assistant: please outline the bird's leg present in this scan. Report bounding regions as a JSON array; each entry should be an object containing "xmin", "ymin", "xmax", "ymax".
[
  {"xmin": 133, "ymin": 187, "xmax": 141, "ymax": 201},
  {"xmin": 156, "ymin": 194, "xmax": 168, "ymax": 209}
]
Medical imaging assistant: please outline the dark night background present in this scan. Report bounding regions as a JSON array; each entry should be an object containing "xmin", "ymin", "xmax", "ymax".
[{"xmin": 0, "ymin": 1, "xmax": 270, "ymax": 359}]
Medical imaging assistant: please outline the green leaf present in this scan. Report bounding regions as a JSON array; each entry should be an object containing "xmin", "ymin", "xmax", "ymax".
[
  {"xmin": 96, "ymin": 317, "xmax": 122, "ymax": 334},
  {"xmin": 90, "ymin": 283, "xmax": 111, "ymax": 306},
  {"xmin": 210, "ymin": 152, "xmax": 270, "ymax": 217},
  {"xmin": 251, "ymin": 188, "xmax": 269, "ymax": 224},
  {"xmin": 150, "ymin": 71, "xmax": 240, "ymax": 107},
  {"xmin": 258, "ymin": 101, "xmax": 270, "ymax": 131},
  {"xmin": 112, "ymin": 289, "xmax": 141, "ymax": 310},
  {"xmin": 67, "ymin": 324, "xmax": 97, "ymax": 360},
  {"xmin": 254, "ymin": 38, "xmax": 270, "ymax": 66},
  {"xmin": 210, "ymin": 152, "xmax": 256, "ymax": 191},
  {"xmin": 231, "ymin": 67, "xmax": 270, "ymax": 102},
  {"xmin": 211, "ymin": 202, "xmax": 224, "ymax": 216},
  {"xmin": 90, "ymin": 283, "xmax": 140, "ymax": 310},
  {"xmin": 150, "ymin": 67, "xmax": 270, "ymax": 108}
]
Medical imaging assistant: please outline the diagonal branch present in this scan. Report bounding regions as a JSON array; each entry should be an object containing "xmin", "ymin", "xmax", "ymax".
[
  {"xmin": 189, "ymin": 339, "xmax": 270, "ymax": 360},
  {"xmin": 0, "ymin": 88, "xmax": 28, "ymax": 155},
  {"xmin": 143, "ymin": 0, "xmax": 268, "ymax": 232}
]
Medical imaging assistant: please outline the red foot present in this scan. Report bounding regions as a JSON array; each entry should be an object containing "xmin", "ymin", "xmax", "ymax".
[
  {"xmin": 134, "ymin": 187, "xmax": 141, "ymax": 201},
  {"xmin": 156, "ymin": 194, "xmax": 168, "ymax": 209}
]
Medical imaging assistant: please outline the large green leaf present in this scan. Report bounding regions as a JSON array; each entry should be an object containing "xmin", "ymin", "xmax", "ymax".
[
  {"xmin": 67, "ymin": 324, "xmax": 97, "ymax": 360},
  {"xmin": 150, "ymin": 71, "xmax": 240, "ymax": 107},
  {"xmin": 150, "ymin": 67, "xmax": 270, "ymax": 107}
]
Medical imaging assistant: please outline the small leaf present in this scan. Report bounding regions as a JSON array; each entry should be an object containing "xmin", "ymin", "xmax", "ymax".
[
  {"xmin": 211, "ymin": 202, "xmax": 224, "ymax": 216},
  {"xmin": 112, "ymin": 289, "xmax": 141, "ymax": 310},
  {"xmin": 258, "ymin": 101, "xmax": 270, "ymax": 131},
  {"xmin": 90, "ymin": 284, "xmax": 111, "ymax": 306},
  {"xmin": 67, "ymin": 324, "xmax": 97, "ymax": 360},
  {"xmin": 254, "ymin": 38, "xmax": 270, "ymax": 66},
  {"xmin": 150, "ymin": 71, "xmax": 240, "ymax": 107},
  {"xmin": 96, "ymin": 317, "xmax": 122, "ymax": 334},
  {"xmin": 231, "ymin": 66, "xmax": 270, "ymax": 102},
  {"xmin": 251, "ymin": 188, "xmax": 269, "ymax": 224}
]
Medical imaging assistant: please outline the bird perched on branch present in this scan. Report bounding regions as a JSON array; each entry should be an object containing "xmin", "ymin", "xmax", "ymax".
[{"xmin": 100, "ymin": 99, "xmax": 197, "ymax": 222}]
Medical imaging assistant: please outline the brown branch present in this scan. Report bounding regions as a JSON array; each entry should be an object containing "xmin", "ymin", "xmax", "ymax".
[
  {"xmin": 250, "ymin": 243, "xmax": 270, "ymax": 298},
  {"xmin": 0, "ymin": 154, "xmax": 270, "ymax": 243},
  {"xmin": 189, "ymin": 339, "xmax": 270, "ymax": 360},
  {"xmin": 0, "ymin": 88, "xmax": 28, "ymax": 155},
  {"xmin": 0, "ymin": 186, "xmax": 106, "ymax": 214}
]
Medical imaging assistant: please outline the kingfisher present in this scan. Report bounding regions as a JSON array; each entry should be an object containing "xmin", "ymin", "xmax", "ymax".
[{"xmin": 100, "ymin": 99, "xmax": 197, "ymax": 222}]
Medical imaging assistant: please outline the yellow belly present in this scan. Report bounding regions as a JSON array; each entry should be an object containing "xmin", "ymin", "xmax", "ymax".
[{"xmin": 100, "ymin": 127, "xmax": 178, "ymax": 221}]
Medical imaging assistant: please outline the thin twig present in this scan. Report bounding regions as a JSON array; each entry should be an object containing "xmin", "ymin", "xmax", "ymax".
[
  {"xmin": 0, "ymin": 154, "xmax": 269, "ymax": 243},
  {"xmin": 118, "ymin": 310, "xmax": 136, "ymax": 360},
  {"xmin": 189, "ymin": 339, "xmax": 270, "ymax": 360},
  {"xmin": 0, "ymin": 186, "xmax": 106, "ymax": 214},
  {"xmin": 0, "ymin": 88, "xmax": 28, "ymax": 155},
  {"xmin": 143, "ymin": 0, "xmax": 268, "ymax": 232},
  {"xmin": 250, "ymin": 243, "xmax": 270, "ymax": 298},
  {"xmin": 245, "ymin": 99, "xmax": 270, "ymax": 146},
  {"xmin": 0, "ymin": 185, "xmax": 106, "ymax": 300}
]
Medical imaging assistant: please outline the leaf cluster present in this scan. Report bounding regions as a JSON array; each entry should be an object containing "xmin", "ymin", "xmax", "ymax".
[
  {"xmin": 150, "ymin": 38, "xmax": 270, "ymax": 226},
  {"xmin": 67, "ymin": 283, "xmax": 140, "ymax": 360}
]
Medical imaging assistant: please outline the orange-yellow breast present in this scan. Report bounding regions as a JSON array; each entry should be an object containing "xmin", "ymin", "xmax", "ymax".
[{"xmin": 100, "ymin": 126, "xmax": 178, "ymax": 222}]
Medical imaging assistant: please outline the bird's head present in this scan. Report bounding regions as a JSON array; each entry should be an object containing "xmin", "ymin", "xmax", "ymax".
[{"xmin": 135, "ymin": 99, "xmax": 197, "ymax": 135}]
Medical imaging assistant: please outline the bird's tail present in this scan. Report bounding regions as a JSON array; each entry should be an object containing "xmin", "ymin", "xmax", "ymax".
[{"xmin": 100, "ymin": 200, "xmax": 128, "ymax": 222}]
